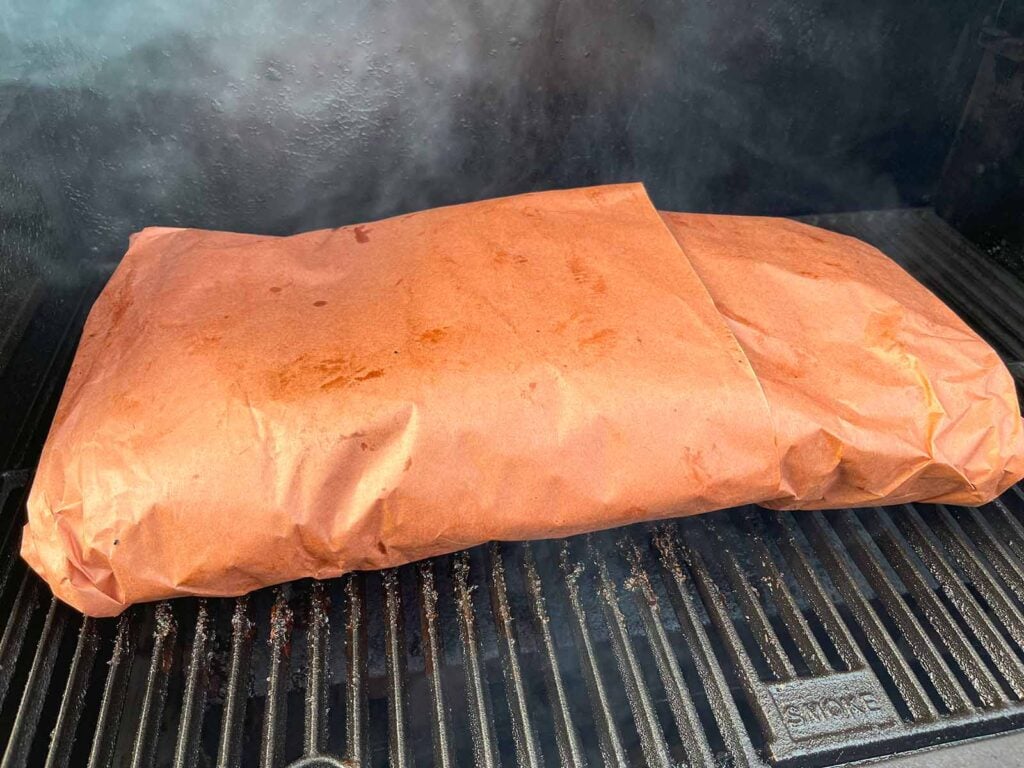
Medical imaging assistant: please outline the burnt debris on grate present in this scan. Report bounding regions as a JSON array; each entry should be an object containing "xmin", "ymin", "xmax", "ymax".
[{"xmin": 4, "ymin": 210, "xmax": 1024, "ymax": 766}]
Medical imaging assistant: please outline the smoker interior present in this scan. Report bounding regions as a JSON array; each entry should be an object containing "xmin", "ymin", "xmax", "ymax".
[{"xmin": 0, "ymin": 209, "xmax": 1022, "ymax": 767}]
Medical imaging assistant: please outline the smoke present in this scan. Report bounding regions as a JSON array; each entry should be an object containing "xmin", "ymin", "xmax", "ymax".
[{"xmin": 0, "ymin": 0, "xmax": 983, "ymax": 269}]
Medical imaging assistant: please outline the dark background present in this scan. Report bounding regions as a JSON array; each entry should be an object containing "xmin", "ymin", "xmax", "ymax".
[{"xmin": 0, "ymin": 0, "xmax": 1015, "ymax": 280}]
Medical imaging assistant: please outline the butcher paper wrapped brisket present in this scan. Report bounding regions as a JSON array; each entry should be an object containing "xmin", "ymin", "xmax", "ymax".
[{"xmin": 22, "ymin": 184, "xmax": 1024, "ymax": 616}]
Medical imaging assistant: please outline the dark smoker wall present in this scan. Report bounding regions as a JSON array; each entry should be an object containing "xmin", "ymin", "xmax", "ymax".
[{"xmin": 0, "ymin": 0, "xmax": 993, "ymax": 274}]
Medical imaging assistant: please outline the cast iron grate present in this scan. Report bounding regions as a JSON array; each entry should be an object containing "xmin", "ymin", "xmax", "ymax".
[{"xmin": 2, "ymin": 209, "xmax": 1024, "ymax": 767}]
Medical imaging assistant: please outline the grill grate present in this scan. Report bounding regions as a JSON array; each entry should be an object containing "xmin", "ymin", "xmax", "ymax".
[{"xmin": 2, "ymin": 209, "xmax": 1024, "ymax": 767}]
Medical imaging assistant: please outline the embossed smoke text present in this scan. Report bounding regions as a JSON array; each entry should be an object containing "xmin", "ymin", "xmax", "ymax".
[{"xmin": 783, "ymin": 691, "xmax": 883, "ymax": 726}]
